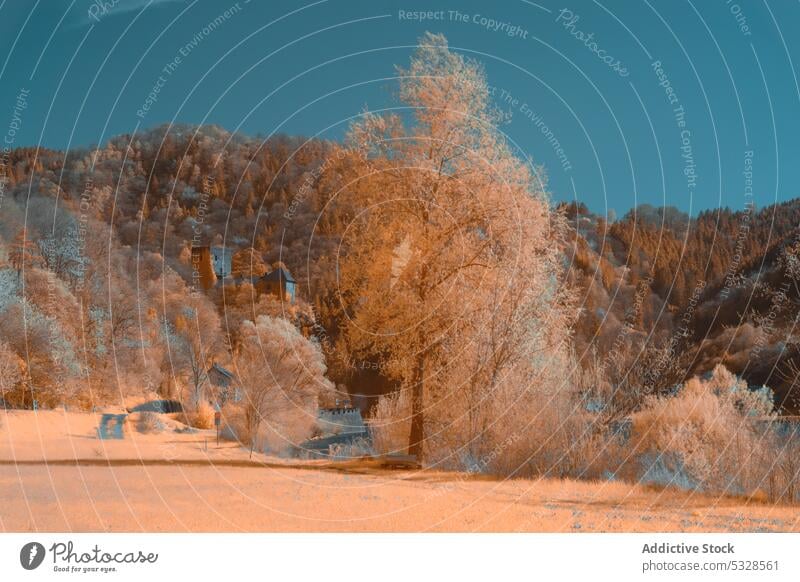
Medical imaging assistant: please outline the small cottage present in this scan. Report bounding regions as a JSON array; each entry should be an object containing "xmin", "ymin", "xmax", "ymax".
[
  {"xmin": 207, "ymin": 362, "xmax": 240, "ymax": 407},
  {"xmin": 256, "ymin": 266, "xmax": 296, "ymax": 303},
  {"xmin": 191, "ymin": 245, "xmax": 234, "ymax": 289}
]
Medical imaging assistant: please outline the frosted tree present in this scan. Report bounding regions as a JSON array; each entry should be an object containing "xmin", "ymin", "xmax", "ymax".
[
  {"xmin": 0, "ymin": 299, "xmax": 82, "ymax": 407},
  {"xmin": 156, "ymin": 275, "xmax": 224, "ymax": 407},
  {"xmin": 8, "ymin": 228, "xmax": 41, "ymax": 278},
  {"xmin": 230, "ymin": 247, "xmax": 267, "ymax": 278},
  {"xmin": 0, "ymin": 340, "xmax": 24, "ymax": 405},
  {"xmin": 38, "ymin": 226, "xmax": 85, "ymax": 283},
  {"xmin": 440, "ymin": 253, "xmax": 574, "ymax": 467},
  {"xmin": 233, "ymin": 315, "xmax": 333, "ymax": 456},
  {"xmin": 334, "ymin": 33, "xmax": 571, "ymax": 460}
]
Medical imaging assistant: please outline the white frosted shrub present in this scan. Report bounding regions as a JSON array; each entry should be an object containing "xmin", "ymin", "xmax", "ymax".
[
  {"xmin": 629, "ymin": 365, "xmax": 774, "ymax": 494},
  {"xmin": 422, "ymin": 350, "xmax": 605, "ymax": 478},
  {"xmin": 254, "ymin": 403, "xmax": 318, "ymax": 455},
  {"xmin": 368, "ymin": 389, "xmax": 411, "ymax": 456},
  {"xmin": 480, "ymin": 367, "xmax": 603, "ymax": 479},
  {"xmin": 136, "ymin": 411, "xmax": 165, "ymax": 434}
]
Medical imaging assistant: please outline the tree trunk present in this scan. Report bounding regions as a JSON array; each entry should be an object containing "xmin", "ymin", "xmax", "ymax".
[{"xmin": 407, "ymin": 354, "xmax": 425, "ymax": 461}]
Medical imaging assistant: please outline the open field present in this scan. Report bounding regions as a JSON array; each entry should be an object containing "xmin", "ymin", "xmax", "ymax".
[{"xmin": 1, "ymin": 411, "xmax": 798, "ymax": 532}]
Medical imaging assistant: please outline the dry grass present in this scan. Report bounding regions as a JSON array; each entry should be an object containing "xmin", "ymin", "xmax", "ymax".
[
  {"xmin": 1, "ymin": 464, "xmax": 798, "ymax": 532},
  {"xmin": 1, "ymin": 409, "xmax": 798, "ymax": 532},
  {"xmin": 184, "ymin": 401, "xmax": 215, "ymax": 430}
]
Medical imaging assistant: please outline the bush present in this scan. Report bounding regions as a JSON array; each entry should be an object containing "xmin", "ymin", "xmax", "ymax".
[
  {"xmin": 219, "ymin": 402, "xmax": 248, "ymax": 443},
  {"xmin": 476, "ymin": 375, "xmax": 606, "ymax": 480},
  {"xmin": 136, "ymin": 411, "xmax": 165, "ymax": 434},
  {"xmin": 366, "ymin": 361, "xmax": 798, "ymax": 503},
  {"xmin": 255, "ymin": 412, "xmax": 317, "ymax": 456},
  {"xmin": 219, "ymin": 401, "xmax": 317, "ymax": 456},
  {"xmin": 760, "ymin": 423, "xmax": 800, "ymax": 504},
  {"xmin": 368, "ymin": 351, "xmax": 608, "ymax": 479},
  {"xmin": 368, "ymin": 390, "xmax": 411, "ymax": 456},
  {"xmin": 627, "ymin": 365, "xmax": 775, "ymax": 495},
  {"xmin": 185, "ymin": 401, "xmax": 215, "ymax": 430},
  {"xmin": 329, "ymin": 437, "xmax": 374, "ymax": 460}
]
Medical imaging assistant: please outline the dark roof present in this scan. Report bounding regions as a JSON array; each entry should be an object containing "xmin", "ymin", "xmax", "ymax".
[
  {"xmin": 128, "ymin": 399, "xmax": 184, "ymax": 413},
  {"xmin": 261, "ymin": 267, "xmax": 295, "ymax": 284},
  {"xmin": 209, "ymin": 362, "xmax": 235, "ymax": 379}
]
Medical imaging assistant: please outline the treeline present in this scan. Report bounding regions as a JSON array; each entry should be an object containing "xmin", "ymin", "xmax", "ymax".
[
  {"xmin": 2, "ymin": 125, "xmax": 800, "ymax": 413},
  {"xmin": 563, "ymin": 200, "xmax": 800, "ymax": 412}
]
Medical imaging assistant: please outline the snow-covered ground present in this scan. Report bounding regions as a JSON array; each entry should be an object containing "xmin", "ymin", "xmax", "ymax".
[{"xmin": 1, "ymin": 410, "xmax": 798, "ymax": 532}]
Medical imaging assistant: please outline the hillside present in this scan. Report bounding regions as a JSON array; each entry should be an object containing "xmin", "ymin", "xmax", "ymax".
[
  {"xmin": 562, "ymin": 201, "xmax": 800, "ymax": 412},
  {"xmin": 1, "ymin": 124, "xmax": 798, "ymax": 412}
]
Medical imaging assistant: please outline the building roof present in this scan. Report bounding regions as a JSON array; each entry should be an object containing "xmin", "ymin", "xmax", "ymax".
[
  {"xmin": 208, "ymin": 362, "xmax": 235, "ymax": 380},
  {"xmin": 261, "ymin": 266, "xmax": 296, "ymax": 284},
  {"xmin": 191, "ymin": 245, "xmax": 232, "ymax": 256}
]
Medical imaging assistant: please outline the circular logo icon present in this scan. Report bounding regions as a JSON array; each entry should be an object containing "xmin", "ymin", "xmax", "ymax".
[{"xmin": 20, "ymin": 542, "xmax": 46, "ymax": 570}]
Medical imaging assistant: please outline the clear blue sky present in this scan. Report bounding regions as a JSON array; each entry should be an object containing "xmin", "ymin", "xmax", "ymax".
[{"xmin": 1, "ymin": 0, "xmax": 799, "ymax": 215}]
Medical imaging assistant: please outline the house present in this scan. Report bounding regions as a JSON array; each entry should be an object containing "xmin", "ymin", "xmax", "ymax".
[
  {"xmin": 210, "ymin": 246, "xmax": 232, "ymax": 278},
  {"xmin": 191, "ymin": 245, "xmax": 298, "ymax": 304},
  {"xmin": 207, "ymin": 362, "xmax": 240, "ymax": 406},
  {"xmin": 256, "ymin": 266, "xmax": 296, "ymax": 303},
  {"xmin": 191, "ymin": 245, "xmax": 233, "ymax": 290}
]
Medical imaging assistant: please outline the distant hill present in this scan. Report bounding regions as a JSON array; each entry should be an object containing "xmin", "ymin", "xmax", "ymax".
[
  {"xmin": 2, "ymin": 124, "xmax": 798, "ymax": 411},
  {"xmin": 561, "ymin": 200, "xmax": 800, "ymax": 412}
]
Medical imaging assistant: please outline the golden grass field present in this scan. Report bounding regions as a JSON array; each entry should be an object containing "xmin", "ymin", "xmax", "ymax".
[{"xmin": 1, "ymin": 411, "xmax": 798, "ymax": 532}]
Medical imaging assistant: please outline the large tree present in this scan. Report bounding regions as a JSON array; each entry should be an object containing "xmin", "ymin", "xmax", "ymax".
[{"xmin": 334, "ymin": 33, "xmax": 571, "ymax": 460}]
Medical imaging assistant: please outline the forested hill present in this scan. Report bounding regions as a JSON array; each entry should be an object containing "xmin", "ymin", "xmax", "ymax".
[
  {"xmin": 564, "ymin": 199, "xmax": 800, "ymax": 411},
  {"xmin": 1, "ymin": 125, "xmax": 345, "ymax": 297},
  {"xmin": 1, "ymin": 124, "xmax": 798, "ymax": 410}
]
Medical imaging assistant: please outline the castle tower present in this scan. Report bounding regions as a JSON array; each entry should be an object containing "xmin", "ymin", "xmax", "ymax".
[
  {"xmin": 210, "ymin": 246, "xmax": 232, "ymax": 278},
  {"xmin": 191, "ymin": 246, "xmax": 217, "ymax": 290}
]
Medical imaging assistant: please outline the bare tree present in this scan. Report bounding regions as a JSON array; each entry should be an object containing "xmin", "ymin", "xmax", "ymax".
[
  {"xmin": 0, "ymin": 340, "xmax": 24, "ymax": 406},
  {"xmin": 159, "ymin": 287, "xmax": 224, "ymax": 408}
]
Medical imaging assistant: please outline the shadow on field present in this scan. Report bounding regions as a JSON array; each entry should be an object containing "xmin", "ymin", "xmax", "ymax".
[{"xmin": 0, "ymin": 456, "xmax": 437, "ymax": 477}]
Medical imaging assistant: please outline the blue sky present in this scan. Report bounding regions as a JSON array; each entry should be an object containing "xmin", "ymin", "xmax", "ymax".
[{"xmin": 1, "ymin": 0, "xmax": 799, "ymax": 215}]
